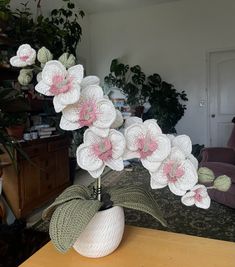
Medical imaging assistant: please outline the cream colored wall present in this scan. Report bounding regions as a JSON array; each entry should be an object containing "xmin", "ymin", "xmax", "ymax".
[
  {"xmin": 88, "ymin": 0, "xmax": 235, "ymax": 145},
  {"xmin": 9, "ymin": 0, "xmax": 91, "ymax": 72}
]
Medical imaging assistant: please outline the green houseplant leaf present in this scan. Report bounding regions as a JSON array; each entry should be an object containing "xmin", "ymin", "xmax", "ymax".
[
  {"xmin": 49, "ymin": 198, "xmax": 102, "ymax": 252},
  {"xmin": 108, "ymin": 185, "xmax": 167, "ymax": 227}
]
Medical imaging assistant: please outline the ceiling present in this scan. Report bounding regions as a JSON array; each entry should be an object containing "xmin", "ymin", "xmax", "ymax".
[{"xmin": 77, "ymin": 0, "xmax": 181, "ymax": 14}]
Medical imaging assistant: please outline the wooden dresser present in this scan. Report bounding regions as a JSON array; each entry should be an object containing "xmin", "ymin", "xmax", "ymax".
[{"xmin": 1, "ymin": 135, "xmax": 70, "ymax": 219}]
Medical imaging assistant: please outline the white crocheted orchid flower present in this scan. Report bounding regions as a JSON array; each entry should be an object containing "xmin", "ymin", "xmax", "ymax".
[
  {"xmin": 76, "ymin": 129, "xmax": 126, "ymax": 178},
  {"xmin": 150, "ymin": 147, "xmax": 198, "ymax": 196},
  {"xmin": 170, "ymin": 134, "xmax": 198, "ymax": 170},
  {"xmin": 124, "ymin": 119, "xmax": 171, "ymax": 172},
  {"xmin": 60, "ymin": 84, "xmax": 116, "ymax": 137},
  {"xmin": 35, "ymin": 60, "xmax": 83, "ymax": 112},
  {"xmin": 10, "ymin": 44, "xmax": 36, "ymax": 67},
  {"xmin": 181, "ymin": 184, "xmax": 211, "ymax": 209}
]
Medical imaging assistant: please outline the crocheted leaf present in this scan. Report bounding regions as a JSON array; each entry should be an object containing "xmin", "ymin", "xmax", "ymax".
[
  {"xmin": 49, "ymin": 198, "xmax": 102, "ymax": 253},
  {"xmin": 108, "ymin": 185, "xmax": 167, "ymax": 227},
  {"xmin": 42, "ymin": 185, "xmax": 92, "ymax": 221}
]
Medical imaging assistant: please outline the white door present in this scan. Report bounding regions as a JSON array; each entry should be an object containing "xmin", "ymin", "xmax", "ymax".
[{"xmin": 208, "ymin": 50, "xmax": 235, "ymax": 147}]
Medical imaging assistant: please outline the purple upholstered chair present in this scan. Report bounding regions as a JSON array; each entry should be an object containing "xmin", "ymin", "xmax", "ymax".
[{"xmin": 200, "ymin": 123, "xmax": 235, "ymax": 209}]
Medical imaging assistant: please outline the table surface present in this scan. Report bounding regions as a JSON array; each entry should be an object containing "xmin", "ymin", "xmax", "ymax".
[{"xmin": 20, "ymin": 225, "xmax": 235, "ymax": 267}]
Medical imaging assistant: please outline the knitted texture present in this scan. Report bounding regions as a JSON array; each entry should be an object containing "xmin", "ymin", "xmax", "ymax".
[
  {"xmin": 107, "ymin": 185, "xmax": 167, "ymax": 227},
  {"xmin": 42, "ymin": 185, "xmax": 102, "ymax": 252},
  {"xmin": 42, "ymin": 184, "xmax": 166, "ymax": 253}
]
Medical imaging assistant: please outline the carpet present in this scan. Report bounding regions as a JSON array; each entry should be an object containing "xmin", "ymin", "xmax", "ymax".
[{"xmin": 33, "ymin": 165, "xmax": 235, "ymax": 242}]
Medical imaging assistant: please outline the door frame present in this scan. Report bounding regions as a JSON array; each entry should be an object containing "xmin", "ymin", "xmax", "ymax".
[{"xmin": 206, "ymin": 47, "xmax": 235, "ymax": 147}]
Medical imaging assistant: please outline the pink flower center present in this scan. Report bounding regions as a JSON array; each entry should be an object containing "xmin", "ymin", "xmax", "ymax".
[
  {"xmin": 163, "ymin": 160, "xmax": 185, "ymax": 183},
  {"xmin": 79, "ymin": 99, "xmax": 98, "ymax": 127},
  {"xmin": 50, "ymin": 75, "xmax": 73, "ymax": 95},
  {"xmin": 137, "ymin": 136, "xmax": 158, "ymax": 159},
  {"xmin": 20, "ymin": 55, "xmax": 29, "ymax": 62},
  {"xmin": 92, "ymin": 138, "xmax": 112, "ymax": 161},
  {"xmin": 194, "ymin": 188, "xmax": 203, "ymax": 202}
]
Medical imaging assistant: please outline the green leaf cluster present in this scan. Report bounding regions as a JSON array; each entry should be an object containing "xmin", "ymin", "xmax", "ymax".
[
  {"xmin": 42, "ymin": 184, "xmax": 166, "ymax": 252},
  {"xmin": 104, "ymin": 59, "xmax": 188, "ymax": 133},
  {"xmin": 0, "ymin": 0, "xmax": 85, "ymax": 57}
]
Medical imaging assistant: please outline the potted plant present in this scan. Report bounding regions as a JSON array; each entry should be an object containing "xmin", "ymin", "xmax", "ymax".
[
  {"xmin": 104, "ymin": 59, "xmax": 188, "ymax": 133},
  {"xmin": 9, "ymin": 43, "xmax": 232, "ymax": 258}
]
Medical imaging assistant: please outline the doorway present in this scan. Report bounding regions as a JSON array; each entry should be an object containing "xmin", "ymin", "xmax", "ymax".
[{"xmin": 208, "ymin": 49, "xmax": 235, "ymax": 147}]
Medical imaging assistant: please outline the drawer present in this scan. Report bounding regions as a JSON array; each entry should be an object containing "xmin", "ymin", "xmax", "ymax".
[
  {"xmin": 48, "ymin": 138, "xmax": 69, "ymax": 152},
  {"xmin": 20, "ymin": 144, "xmax": 47, "ymax": 158}
]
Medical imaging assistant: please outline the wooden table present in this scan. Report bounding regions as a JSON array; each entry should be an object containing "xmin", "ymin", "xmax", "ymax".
[{"xmin": 20, "ymin": 225, "xmax": 235, "ymax": 267}]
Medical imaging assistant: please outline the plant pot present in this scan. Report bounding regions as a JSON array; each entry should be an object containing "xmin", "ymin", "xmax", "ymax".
[
  {"xmin": 73, "ymin": 206, "xmax": 125, "ymax": 258},
  {"xmin": 6, "ymin": 125, "xmax": 25, "ymax": 140}
]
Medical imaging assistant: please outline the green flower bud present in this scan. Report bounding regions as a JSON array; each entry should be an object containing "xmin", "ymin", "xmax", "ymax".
[
  {"xmin": 18, "ymin": 69, "xmax": 33, "ymax": 86},
  {"xmin": 37, "ymin": 47, "xmax": 53, "ymax": 64},
  {"xmin": 58, "ymin": 53, "xmax": 76, "ymax": 68},
  {"xmin": 213, "ymin": 175, "xmax": 231, "ymax": 192},
  {"xmin": 198, "ymin": 167, "xmax": 215, "ymax": 183}
]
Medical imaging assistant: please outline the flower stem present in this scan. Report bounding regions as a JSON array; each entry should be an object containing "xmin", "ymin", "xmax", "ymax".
[{"xmin": 97, "ymin": 176, "xmax": 102, "ymax": 201}]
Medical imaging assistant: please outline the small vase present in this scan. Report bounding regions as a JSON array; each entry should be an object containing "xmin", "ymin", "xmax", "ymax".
[{"xmin": 73, "ymin": 206, "xmax": 125, "ymax": 258}]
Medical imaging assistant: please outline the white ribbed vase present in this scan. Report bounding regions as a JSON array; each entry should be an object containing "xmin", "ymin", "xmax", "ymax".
[{"xmin": 73, "ymin": 206, "xmax": 125, "ymax": 258}]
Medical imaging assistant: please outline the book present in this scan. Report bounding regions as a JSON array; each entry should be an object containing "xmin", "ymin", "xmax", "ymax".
[
  {"xmin": 38, "ymin": 131, "xmax": 52, "ymax": 136},
  {"xmin": 40, "ymin": 127, "xmax": 56, "ymax": 132}
]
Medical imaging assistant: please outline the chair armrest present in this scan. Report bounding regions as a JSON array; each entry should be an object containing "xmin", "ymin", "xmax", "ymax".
[{"xmin": 200, "ymin": 147, "xmax": 235, "ymax": 164}]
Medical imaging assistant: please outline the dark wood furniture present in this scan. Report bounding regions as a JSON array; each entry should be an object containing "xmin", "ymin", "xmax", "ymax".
[{"xmin": 1, "ymin": 135, "xmax": 70, "ymax": 219}]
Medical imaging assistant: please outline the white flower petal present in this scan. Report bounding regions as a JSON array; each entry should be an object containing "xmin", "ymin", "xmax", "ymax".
[
  {"xmin": 125, "ymin": 123, "xmax": 144, "ymax": 151},
  {"xmin": 195, "ymin": 195, "xmax": 211, "ymax": 209},
  {"xmin": 10, "ymin": 56, "xmax": 27, "ymax": 67},
  {"xmin": 88, "ymin": 165, "xmax": 105, "ymax": 179},
  {"xmin": 111, "ymin": 109, "xmax": 124, "ymax": 129},
  {"xmin": 169, "ymin": 147, "xmax": 186, "ymax": 161},
  {"xmin": 42, "ymin": 60, "xmax": 66, "ymax": 85},
  {"xmin": 147, "ymin": 134, "xmax": 171, "ymax": 162},
  {"xmin": 35, "ymin": 81, "xmax": 53, "ymax": 96},
  {"xmin": 123, "ymin": 149, "xmax": 140, "ymax": 160},
  {"xmin": 144, "ymin": 119, "xmax": 162, "ymax": 135},
  {"xmin": 106, "ymin": 158, "xmax": 124, "ymax": 171},
  {"xmin": 168, "ymin": 183, "xmax": 187, "ymax": 196},
  {"xmin": 53, "ymin": 95, "xmax": 66, "ymax": 113},
  {"xmin": 109, "ymin": 129, "xmax": 126, "ymax": 159},
  {"xmin": 174, "ymin": 160, "xmax": 198, "ymax": 191},
  {"xmin": 187, "ymin": 154, "xmax": 198, "ymax": 170},
  {"xmin": 149, "ymin": 171, "xmax": 168, "ymax": 189},
  {"xmin": 17, "ymin": 44, "xmax": 36, "ymax": 65},
  {"xmin": 124, "ymin": 116, "xmax": 143, "ymax": 129},
  {"xmin": 81, "ymin": 85, "xmax": 104, "ymax": 100},
  {"xmin": 167, "ymin": 134, "xmax": 175, "ymax": 143},
  {"xmin": 83, "ymin": 129, "xmax": 102, "ymax": 146},
  {"xmin": 62, "ymin": 103, "xmax": 80, "ymax": 122},
  {"xmin": 181, "ymin": 192, "xmax": 196, "ymax": 206},
  {"xmin": 59, "ymin": 115, "xmax": 80, "ymax": 131},
  {"xmin": 68, "ymin": 64, "xmax": 84, "ymax": 83},
  {"xmin": 150, "ymin": 175, "xmax": 167, "ymax": 189},
  {"xmin": 76, "ymin": 144, "xmax": 103, "ymax": 172},
  {"xmin": 89, "ymin": 126, "xmax": 110, "ymax": 138},
  {"xmin": 141, "ymin": 159, "xmax": 161, "ymax": 172},
  {"xmin": 93, "ymin": 99, "xmax": 116, "ymax": 128},
  {"xmin": 172, "ymin": 135, "xmax": 192, "ymax": 156},
  {"xmin": 81, "ymin": 76, "xmax": 100, "ymax": 89},
  {"xmin": 56, "ymin": 86, "xmax": 80, "ymax": 106}
]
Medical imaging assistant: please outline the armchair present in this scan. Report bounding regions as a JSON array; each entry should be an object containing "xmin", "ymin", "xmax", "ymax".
[{"xmin": 200, "ymin": 124, "xmax": 235, "ymax": 209}]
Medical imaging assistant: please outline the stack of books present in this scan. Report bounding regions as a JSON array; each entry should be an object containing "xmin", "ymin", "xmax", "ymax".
[{"xmin": 38, "ymin": 127, "xmax": 56, "ymax": 139}]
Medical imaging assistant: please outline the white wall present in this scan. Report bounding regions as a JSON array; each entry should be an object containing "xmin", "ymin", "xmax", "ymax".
[
  {"xmin": 88, "ymin": 0, "xmax": 235, "ymax": 145},
  {"xmin": 9, "ymin": 0, "xmax": 91, "ymax": 72}
]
